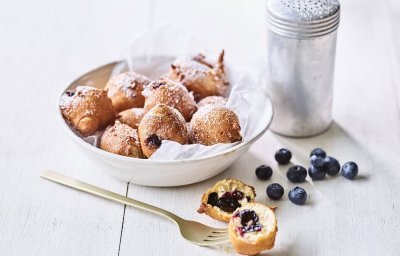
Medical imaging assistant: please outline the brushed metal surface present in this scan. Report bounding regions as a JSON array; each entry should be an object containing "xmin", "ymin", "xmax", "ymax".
[{"xmin": 266, "ymin": 0, "xmax": 340, "ymax": 137}]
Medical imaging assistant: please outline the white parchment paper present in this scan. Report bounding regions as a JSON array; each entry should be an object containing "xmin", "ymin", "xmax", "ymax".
[{"xmin": 103, "ymin": 25, "xmax": 270, "ymax": 160}]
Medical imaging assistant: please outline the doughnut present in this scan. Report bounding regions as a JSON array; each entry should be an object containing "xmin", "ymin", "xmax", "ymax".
[
  {"xmin": 105, "ymin": 71, "xmax": 150, "ymax": 112},
  {"xmin": 197, "ymin": 179, "xmax": 256, "ymax": 222},
  {"xmin": 168, "ymin": 50, "xmax": 228, "ymax": 101},
  {"xmin": 143, "ymin": 79, "xmax": 197, "ymax": 121},
  {"xmin": 117, "ymin": 108, "xmax": 144, "ymax": 129},
  {"xmin": 59, "ymin": 86, "xmax": 116, "ymax": 137},
  {"xmin": 190, "ymin": 105, "xmax": 242, "ymax": 146},
  {"xmin": 229, "ymin": 203, "xmax": 277, "ymax": 255},
  {"xmin": 99, "ymin": 121, "xmax": 142, "ymax": 158},
  {"xmin": 138, "ymin": 104, "xmax": 189, "ymax": 158}
]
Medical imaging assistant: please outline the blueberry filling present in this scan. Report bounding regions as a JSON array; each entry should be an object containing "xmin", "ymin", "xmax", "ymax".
[
  {"xmin": 233, "ymin": 209, "xmax": 263, "ymax": 236},
  {"xmin": 145, "ymin": 134, "xmax": 162, "ymax": 148},
  {"xmin": 65, "ymin": 91, "xmax": 75, "ymax": 97},
  {"xmin": 206, "ymin": 190, "xmax": 246, "ymax": 213}
]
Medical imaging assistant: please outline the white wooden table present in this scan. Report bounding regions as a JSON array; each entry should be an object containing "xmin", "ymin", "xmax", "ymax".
[{"xmin": 1, "ymin": 0, "xmax": 400, "ymax": 255}]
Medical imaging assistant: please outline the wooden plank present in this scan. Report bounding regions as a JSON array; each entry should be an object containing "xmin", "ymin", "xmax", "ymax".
[
  {"xmin": 119, "ymin": 0, "xmax": 400, "ymax": 255},
  {"xmin": 0, "ymin": 0, "xmax": 150, "ymax": 255}
]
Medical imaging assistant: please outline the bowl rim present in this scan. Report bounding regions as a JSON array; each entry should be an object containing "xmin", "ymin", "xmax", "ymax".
[{"xmin": 58, "ymin": 61, "xmax": 274, "ymax": 165}]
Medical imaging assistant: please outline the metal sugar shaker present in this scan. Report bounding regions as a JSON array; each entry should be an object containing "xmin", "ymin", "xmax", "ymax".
[{"xmin": 265, "ymin": 0, "xmax": 340, "ymax": 137}]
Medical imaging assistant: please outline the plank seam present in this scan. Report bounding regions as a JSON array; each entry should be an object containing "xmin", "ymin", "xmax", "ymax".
[{"xmin": 117, "ymin": 182, "xmax": 129, "ymax": 256}]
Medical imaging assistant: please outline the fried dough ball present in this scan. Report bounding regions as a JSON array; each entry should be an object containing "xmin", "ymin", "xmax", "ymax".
[
  {"xmin": 190, "ymin": 105, "xmax": 242, "ymax": 146},
  {"xmin": 59, "ymin": 86, "xmax": 116, "ymax": 137},
  {"xmin": 168, "ymin": 50, "xmax": 229, "ymax": 101},
  {"xmin": 138, "ymin": 104, "xmax": 189, "ymax": 158},
  {"xmin": 105, "ymin": 71, "xmax": 150, "ymax": 112},
  {"xmin": 143, "ymin": 79, "xmax": 197, "ymax": 121},
  {"xmin": 229, "ymin": 203, "xmax": 277, "ymax": 255},
  {"xmin": 100, "ymin": 121, "xmax": 143, "ymax": 158},
  {"xmin": 197, "ymin": 96, "xmax": 226, "ymax": 108},
  {"xmin": 117, "ymin": 108, "xmax": 144, "ymax": 129},
  {"xmin": 197, "ymin": 179, "xmax": 256, "ymax": 222}
]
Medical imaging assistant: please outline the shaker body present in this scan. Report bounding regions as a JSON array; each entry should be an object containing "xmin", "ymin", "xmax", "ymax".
[{"xmin": 266, "ymin": 30, "xmax": 337, "ymax": 137}]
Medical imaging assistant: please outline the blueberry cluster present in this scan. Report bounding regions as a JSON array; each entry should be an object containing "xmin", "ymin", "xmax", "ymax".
[
  {"xmin": 254, "ymin": 147, "xmax": 359, "ymax": 206},
  {"xmin": 308, "ymin": 148, "xmax": 358, "ymax": 181}
]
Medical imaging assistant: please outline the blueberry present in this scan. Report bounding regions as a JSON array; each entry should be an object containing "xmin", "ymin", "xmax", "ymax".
[
  {"xmin": 207, "ymin": 192, "xmax": 218, "ymax": 205},
  {"xmin": 310, "ymin": 155, "xmax": 325, "ymax": 168},
  {"xmin": 240, "ymin": 209, "xmax": 259, "ymax": 226},
  {"xmin": 310, "ymin": 148, "xmax": 327, "ymax": 158},
  {"xmin": 266, "ymin": 183, "xmax": 284, "ymax": 200},
  {"xmin": 145, "ymin": 134, "xmax": 162, "ymax": 148},
  {"xmin": 255, "ymin": 165, "xmax": 273, "ymax": 180},
  {"xmin": 323, "ymin": 156, "xmax": 341, "ymax": 176},
  {"xmin": 275, "ymin": 148, "xmax": 292, "ymax": 165},
  {"xmin": 216, "ymin": 197, "xmax": 241, "ymax": 213},
  {"xmin": 287, "ymin": 165, "xmax": 307, "ymax": 183},
  {"xmin": 288, "ymin": 187, "xmax": 307, "ymax": 205},
  {"xmin": 341, "ymin": 161, "xmax": 358, "ymax": 180},
  {"xmin": 232, "ymin": 191, "xmax": 244, "ymax": 200},
  {"xmin": 308, "ymin": 165, "xmax": 326, "ymax": 180}
]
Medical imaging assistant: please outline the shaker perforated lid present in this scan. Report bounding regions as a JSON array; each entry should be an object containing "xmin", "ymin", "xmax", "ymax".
[{"xmin": 266, "ymin": 0, "xmax": 340, "ymax": 38}]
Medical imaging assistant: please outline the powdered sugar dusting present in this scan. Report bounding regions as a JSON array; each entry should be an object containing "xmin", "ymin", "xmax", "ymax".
[
  {"xmin": 106, "ymin": 71, "xmax": 149, "ymax": 98},
  {"xmin": 59, "ymin": 86, "xmax": 98, "ymax": 112},
  {"xmin": 190, "ymin": 105, "xmax": 242, "ymax": 145},
  {"xmin": 143, "ymin": 79, "xmax": 197, "ymax": 121}
]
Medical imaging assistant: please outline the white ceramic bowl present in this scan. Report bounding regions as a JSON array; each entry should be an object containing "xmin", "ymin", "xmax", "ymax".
[{"xmin": 59, "ymin": 60, "xmax": 273, "ymax": 186}]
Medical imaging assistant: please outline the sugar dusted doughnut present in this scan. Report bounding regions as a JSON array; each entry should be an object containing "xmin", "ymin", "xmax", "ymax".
[
  {"xmin": 105, "ymin": 71, "xmax": 150, "ymax": 112},
  {"xmin": 168, "ymin": 50, "xmax": 228, "ymax": 101},
  {"xmin": 138, "ymin": 104, "xmax": 189, "ymax": 158},
  {"xmin": 229, "ymin": 203, "xmax": 277, "ymax": 255},
  {"xmin": 59, "ymin": 86, "xmax": 116, "ymax": 137},
  {"xmin": 190, "ymin": 105, "xmax": 242, "ymax": 146},
  {"xmin": 118, "ymin": 108, "xmax": 144, "ymax": 129},
  {"xmin": 100, "ymin": 121, "xmax": 143, "ymax": 158},
  {"xmin": 143, "ymin": 79, "xmax": 197, "ymax": 121},
  {"xmin": 197, "ymin": 179, "xmax": 255, "ymax": 222},
  {"xmin": 197, "ymin": 96, "xmax": 226, "ymax": 108}
]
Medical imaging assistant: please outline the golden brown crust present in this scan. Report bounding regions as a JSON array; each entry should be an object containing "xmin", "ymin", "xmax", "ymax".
[
  {"xmin": 197, "ymin": 179, "xmax": 256, "ymax": 222},
  {"xmin": 197, "ymin": 96, "xmax": 226, "ymax": 108},
  {"xmin": 138, "ymin": 104, "xmax": 189, "ymax": 158},
  {"xmin": 59, "ymin": 86, "xmax": 116, "ymax": 137},
  {"xmin": 99, "ymin": 121, "xmax": 143, "ymax": 158},
  {"xmin": 117, "ymin": 108, "xmax": 144, "ymax": 129},
  {"xmin": 105, "ymin": 71, "xmax": 150, "ymax": 112},
  {"xmin": 228, "ymin": 203, "xmax": 277, "ymax": 255},
  {"xmin": 143, "ymin": 79, "xmax": 197, "ymax": 122},
  {"xmin": 190, "ymin": 105, "xmax": 242, "ymax": 146},
  {"xmin": 168, "ymin": 50, "xmax": 229, "ymax": 101}
]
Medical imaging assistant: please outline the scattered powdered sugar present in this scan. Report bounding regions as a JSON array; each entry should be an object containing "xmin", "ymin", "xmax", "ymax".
[
  {"xmin": 106, "ymin": 71, "xmax": 150, "ymax": 98},
  {"xmin": 59, "ymin": 85, "xmax": 98, "ymax": 111},
  {"xmin": 190, "ymin": 105, "xmax": 241, "ymax": 143}
]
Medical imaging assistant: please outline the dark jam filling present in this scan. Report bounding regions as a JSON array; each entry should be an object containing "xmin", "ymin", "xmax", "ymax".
[
  {"xmin": 233, "ymin": 209, "xmax": 263, "ymax": 237},
  {"xmin": 207, "ymin": 190, "xmax": 246, "ymax": 213},
  {"xmin": 145, "ymin": 134, "xmax": 162, "ymax": 148},
  {"xmin": 65, "ymin": 91, "xmax": 75, "ymax": 97}
]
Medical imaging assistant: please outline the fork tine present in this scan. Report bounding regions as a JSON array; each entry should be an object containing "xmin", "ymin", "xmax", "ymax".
[
  {"xmin": 207, "ymin": 234, "xmax": 228, "ymax": 238},
  {"xmin": 211, "ymin": 228, "xmax": 229, "ymax": 233},
  {"xmin": 203, "ymin": 235, "xmax": 229, "ymax": 241},
  {"xmin": 201, "ymin": 237, "xmax": 230, "ymax": 246}
]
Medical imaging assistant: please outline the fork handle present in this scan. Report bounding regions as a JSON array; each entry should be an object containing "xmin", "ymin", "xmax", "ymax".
[{"xmin": 41, "ymin": 170, "xmax": 182, "ymax": 224}]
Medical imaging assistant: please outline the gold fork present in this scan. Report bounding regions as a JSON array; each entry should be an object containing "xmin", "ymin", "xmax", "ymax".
[{"xmin": 41, "ymin": 171, "xmax": 229, "ymax": 246}]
